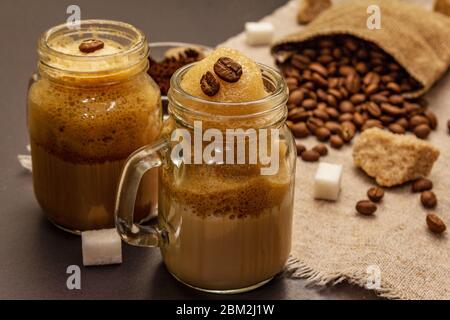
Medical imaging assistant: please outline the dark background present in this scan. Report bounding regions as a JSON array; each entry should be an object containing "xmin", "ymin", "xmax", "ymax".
[{"xmin": 0, "ymin": 0, "xmax": 377, "ymax": 299}]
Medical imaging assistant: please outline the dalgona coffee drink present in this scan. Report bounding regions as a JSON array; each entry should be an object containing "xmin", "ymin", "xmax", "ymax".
[{"xmin": 28, "ymin": 20, "xmax": 162, "ymax": 232}]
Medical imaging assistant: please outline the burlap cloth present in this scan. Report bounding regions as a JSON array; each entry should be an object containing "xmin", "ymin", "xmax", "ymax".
[{"xmin": 220, "ymin": 0, "xmax": 450, "ymax": 300}]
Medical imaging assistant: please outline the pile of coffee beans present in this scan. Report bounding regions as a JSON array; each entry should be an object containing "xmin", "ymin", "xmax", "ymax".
[
  {"xmin": 148, "ymin": 48, "xmax": 203, "ymax": 95},
  {"xmin": 274, "ymin": 35, "xmax": 438, "ymax": 149}
]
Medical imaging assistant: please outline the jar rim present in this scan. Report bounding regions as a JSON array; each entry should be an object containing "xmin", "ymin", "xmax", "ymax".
[
  {"xmin": 37, "ymin": 19, "xmax": 148, "ymax": 74},
  {"xmin": 168, "ymin": 63, "xmax": 288, "ymax": 121}
]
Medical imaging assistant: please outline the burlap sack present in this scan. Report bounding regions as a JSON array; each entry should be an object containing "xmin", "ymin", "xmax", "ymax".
[{"xmin": 272, "ymin": 0, "xmax": 450, "ymax": 97}]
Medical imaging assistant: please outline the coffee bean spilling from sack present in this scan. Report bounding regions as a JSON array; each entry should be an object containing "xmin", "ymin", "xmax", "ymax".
[{"xmin": 276, "ymin": 36, "xmax": 437, "ymax": 149}]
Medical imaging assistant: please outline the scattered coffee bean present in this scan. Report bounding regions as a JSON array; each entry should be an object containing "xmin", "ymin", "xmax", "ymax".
[
  {"xmin": 213, "ymin": 57, "xmax": 242, "ymax": 82},
  {"xmin": 315, "ymin": 127, "xmax": 331, "ymax": 141},
  {"xmin": 313, "ymin": 144, "xmax": 328, "ymax": 156},
  {"xmin": 356, "ymin": 200, "xmax": 377, "ymax": 216},
  {"xmin": 414, "ymin": 124, "xmax": 431, "ymax": 139},
  {"xmin": 367, "ymin": 187, "xmax": 384, "ymax": 202},
  {"xmin": 411, "ymin": 178, "xmax": 433, "ymax": 193},
  {"xmin": 301, "ymin": 149, "xmax": 320, "ymax": 162},
  {"xmin": 79, "ymin": 39, "xmax": 104, "ymax": 53},
  {"xmin": 388, "ymin": 123, "xmax": 406, "ymax": 134},
  {"xmin": 329, "ymin": 134, "xmax": 344, "ymax": 149},
  {"xmin": 200, "ymin": 71, "xmax": 220, "ymax": 96},
  {"xmin": 447, "ymin": 119, "xmax": 450, "ymax": 133},
  {"xmin": 421, "ymin": 191, "xmax": 437, "ymax": 208},
  {"xmin": 426, "ymin": 213, "xmax": 446, "ymax": 234},
  {"xmin": 291, "ymin": 122, "xmax": 310, "ymax": 138},
  {"xmin": 295, "ymin": 141, "xmax": 306, "ymax": 156},
  {"xmin": 424, "ymin": 110, "xmax": 437, "ymax": 130}
]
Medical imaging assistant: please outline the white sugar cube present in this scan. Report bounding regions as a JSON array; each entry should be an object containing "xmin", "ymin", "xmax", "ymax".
[
  {"xmin": 82, "ymin": 229, "xmax": 122, "ymax": 266},
  {"xmin": 245, "ymin": 22, "xmax": 274, "ymax": 46},
  {"xmin": 314, "ymin": 162, "xmax": 343, "ymax": 201}
]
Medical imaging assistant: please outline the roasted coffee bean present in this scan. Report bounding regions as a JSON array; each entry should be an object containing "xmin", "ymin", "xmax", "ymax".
[
  {"xmin": 355, "ymin": 62, "xmax": 368, "ymax": 74},
  {"xmin": 353, "ymin": 112, "xmax": 365, "ymax": 128},
  {"xmin": 362, "ymin": 119, "xmax": 383, "ymax": 131},
  {"xmin": 328, "ymin": 88, "xmax": 343, "ymax": 100},
  {"xmin": 350, "ymin": 93, "xmax": 366, "ymax": 105},
  {"xmin": 380, "ymin": 115, "xmax": 395, "ymax": 125},
  {"xmin": 345, "ymin": 73, "xmax": 361, "ymax": 93},
  {"xmin": 339, "ymin": 113, "xmax": 353, "ymax": 123},
  {"xmin": 79, "ymin": 39, "xmax": 104, "ymax": 53},
  {"xmin": 326, "ymin": 107, "xmax": 340, "ymax": 120},
  {"xmin": 367, "ymin": 102, "xmax": 382, "ymax": 118},
  {"xmin": 421, "ymin": 191, "xmax": 437, "ymax": 208},
  {"xmin": 386, "ymin": 82, "xmax": 401, "ymax": 93},
  {"xmin": 426, "ymin": 214, "xmax": 446, "ymax": 234},
  {"xmin": 370, "ymin": 94, "xmax": 388, "ymax": 104},
  {"xmin": 448, "ymin": 119, "xmax": 450, "ymax": 133},
  {"xmin": 306, "ymin": 117, "xmax": 324, "ymax": 133},
  {"xmin": 313, "ymin": 143, "xmax": 328, "ymax": 156},
  {"xmin": 367, "ymin": 187, "xmax": 384, "ymax": 202},
  {"xmin": 302, "ymin": 99, "xmax": 317, "ymax": 109},
  {"xmin": 412, "ymin": 178, "xmax": 433, "ymax": 193},
  {"xmin": 339, "ymin": 65, "xmax": 356, "ymax": 76},
  {"xmin": 424, "ymin": 110, "xmax": 438, "ymax": 130},
  {"xmin": 313, "ymin": 109, "xmax": 330, "ymax": 121},
  {"xmin": 291, "ymin": 122, "xmax": 310, "ymax": 138},
  {"xmin": 380, "ymin": 103, "xmax": 405, "ymax": 116},
  {"xmin": 356, "ymin": 200, "xmax": 377, "ymax": 216},
  {"xmin": 214, "ymin": 57, "xmax": 242, "ymax": 82},
  {"xmin": 301, "ymin": 149, "xmax": 320, "ymax": 162},
  {"xmin": 326, "ymin": 94, "xmax": 338, "ymax": 107},
  {"xmin": 309, "ymin": 62, "xmax": 328, "ymax": 77},
  {"xmin": 330, "ymin": 134, "xmax": 344, "ymax": 149},
  {"xmin": 363, "ymin": 72, "xmax": 380, "ymax": 86},
  {"xmin": 388, "ymin": 95, "xmax": 404, "ymax": 105},
  {"xmin": 288, "ymin": 109, "xmax": 311, "ymax": 122},
  {"xmin": 295, "ymin": 141, "xmax": 306, "ymax": 156},
  {"xmin": 364, "ymin": 83, "xmax": 379, "ymax": 95},
  {"xmin": 317, "ymin": 88, "xmax": 328, "ymax": 101},
  {"xmin": 315, "ymin": 127, "xmax": 331, "ymax": 141},
  {"xmin": 200, "ymin": 71, "xmax": 220, "ymax": 96},
  {"xmin": 286, "ymin": 77, "xmax": 298, "ymax": 91},
  {"xmin": 288, "ymin": 89, "xmax": 304, "ymax": 105},
  {"xmin": 312, "ymin": 72, "xmax": 328, "ymax": 87},
  {"xmin": 325, "ymin": 121, "xmax": 341, "ymax": 134},
  {"xmin": 409, "ymin": 115, "xmax": 429, "ymax": 128},
  {"xmin": 388, "ymin": 123, "xmax": 406, "ymax": 134},
  {"xmin": 340, "ymin": 121, "xmax": 356, "ymax": 142},
  {"xmin": 317, "ymin": 102, "xmax": 328, "ymax": 110},
  {"xmin": 404, "ymin": 102, "xmax": 422, "ymax": 115},
  {"xmin": 395, "ymin": 118, "xmax": 409, "ymax": 130},
  {"xmin": 339, "ymin": 100, "xmax": 354, "ymax": 113},
  {"xmin": 414, "ymin": 124, "xmax": 431, "ymax": 139}
]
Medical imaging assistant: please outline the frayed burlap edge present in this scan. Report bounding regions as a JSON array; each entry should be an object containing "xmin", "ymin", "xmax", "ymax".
[{"xmin": 283, "ymin": 256, "xmax": 406, "ymax": 300}]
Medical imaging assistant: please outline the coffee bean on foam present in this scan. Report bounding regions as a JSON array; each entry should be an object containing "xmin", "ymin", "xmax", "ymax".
[{"xmin": 275, "ymin": 35, "xmax": 436, "ymax": 154}]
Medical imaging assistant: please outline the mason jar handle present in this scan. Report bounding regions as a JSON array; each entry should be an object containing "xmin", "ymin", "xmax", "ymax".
[{"xmin": 115, "ymin": 138, "xmax": 169, "ymax": 247}]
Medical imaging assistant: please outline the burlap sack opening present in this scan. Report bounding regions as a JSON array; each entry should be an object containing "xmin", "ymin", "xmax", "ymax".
[{"xmin": 272, "ymin": 0, "xmax": 450, "ymax": 98}]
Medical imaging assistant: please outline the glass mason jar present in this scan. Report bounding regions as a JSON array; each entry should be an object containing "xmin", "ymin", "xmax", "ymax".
[
  {"xmin": 115, "ymin": 63, "xmax": 296, "ymax": 293},
  {"xmin": 28, "ymin": 20, "xmax": 162, "ymax": 232}
]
